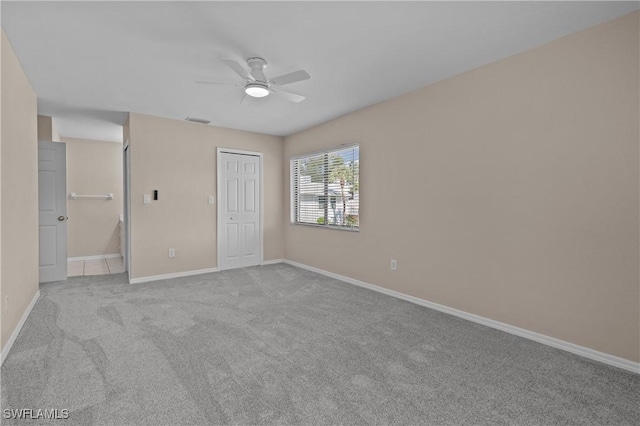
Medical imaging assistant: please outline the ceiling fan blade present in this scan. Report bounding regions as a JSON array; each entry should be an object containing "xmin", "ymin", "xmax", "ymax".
[
  {"xmin": 270, "ymin": 70, "xmax": 310, "ymax": 87},
  {"xmin": 271, "ymin": 88, "xmax": 306, "ymax": 103},
  {"xmin": 222, "ymin": 58, "xmax": 254, "ymax": 81}
]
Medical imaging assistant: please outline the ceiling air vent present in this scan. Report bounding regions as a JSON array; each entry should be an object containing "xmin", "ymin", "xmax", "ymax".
[{"xmin": 185, "ymin": 117, "xmax": 210, "ymax": 125}]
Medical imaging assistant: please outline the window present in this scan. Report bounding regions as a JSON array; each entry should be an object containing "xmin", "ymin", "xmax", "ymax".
[{"xmin": 291, "ymin": 144, "xmax": 359, "ymax": 230}]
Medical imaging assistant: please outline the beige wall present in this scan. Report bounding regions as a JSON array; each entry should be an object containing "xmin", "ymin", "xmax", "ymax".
[
  {"xmin": 63, "ymin": 137, "xmax": 123, "ymax": 257},
  {"xmin": 284, "ymin": 12, "xmax": 640, "ymax": 362},
  {"xmin": 0, "ymin": 30, "xmax": 39, "ymax": 351},
  {"xmin": 128, "ymin": 113, "xmax": 284, "ymax": 279}
]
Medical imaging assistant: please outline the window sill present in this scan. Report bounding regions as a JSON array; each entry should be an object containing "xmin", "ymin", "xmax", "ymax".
[{"xmin": 290, "ymin": 222, "xmax": 359, "ymax": 232}]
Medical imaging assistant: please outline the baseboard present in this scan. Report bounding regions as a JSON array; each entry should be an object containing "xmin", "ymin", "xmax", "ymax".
[
  {"xmin": 68, "ymin": 253, "xmax": 121, "ymax": 262},
  {"xmin": 129, "ymin": 267, "xmax": 218, "ymax": 284},
  {"xmin": 1, "ymin": 290, "xmax": 40, "ymax": 365},
  {"xmin": 283, "ymin": 259, "xmax": 640, "ymax": 375},
  {"xmin": 261, "ymin": 259, "xmax": 283, "ymax": 265}
]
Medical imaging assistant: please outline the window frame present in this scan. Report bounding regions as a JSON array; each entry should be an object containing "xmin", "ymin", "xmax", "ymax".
[{"xmin": 290, "ymin": 143, "xmax": 360, "ymax": 232}]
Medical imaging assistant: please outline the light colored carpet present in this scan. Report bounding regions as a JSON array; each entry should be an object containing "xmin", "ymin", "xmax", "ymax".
[{"xmin": 1, "ymin": 264, "xmax": 638, "ymax": 425}]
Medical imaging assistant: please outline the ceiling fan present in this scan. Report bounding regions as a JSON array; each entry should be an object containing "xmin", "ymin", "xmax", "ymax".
[{"xmin": 197, "ymin": 57, "xmax": 310, "ymax": 103}]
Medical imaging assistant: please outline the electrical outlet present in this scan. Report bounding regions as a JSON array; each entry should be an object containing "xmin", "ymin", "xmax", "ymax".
[
  {"xmin": 168, "ymin": 248, "xmax": 175, "ymax": 258},
  {"xmin": 208, "ymin": 195, "xmax": 215, "ymax": 205},
  {"xmin": 391, "ymin": 259, "xmax": 397, "ymax": 270}
]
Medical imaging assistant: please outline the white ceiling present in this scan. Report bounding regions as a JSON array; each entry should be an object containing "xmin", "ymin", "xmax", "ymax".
[{"xmin": 2, "ymin": 1, "xmax": 638, "ymax": 142}]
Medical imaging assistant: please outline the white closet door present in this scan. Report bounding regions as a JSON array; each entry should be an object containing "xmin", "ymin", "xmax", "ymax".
[{"xmin": 218, "ymin": 151, "xmax": 261, "ymax": 270}]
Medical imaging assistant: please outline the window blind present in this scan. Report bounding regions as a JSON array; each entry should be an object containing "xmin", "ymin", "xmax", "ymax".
[{"xmin": 291, "ymin": 144, "xmax": 359, "ymax": 230}]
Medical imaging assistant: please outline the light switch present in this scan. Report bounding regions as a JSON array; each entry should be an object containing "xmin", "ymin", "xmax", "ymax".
[
  {"xmin": 208, "ymin": 195, "xmax": 215, "ymax": 205},
  {"xmin": 143, "ymin": 194, "xmax": 151, "ymax": 204}
]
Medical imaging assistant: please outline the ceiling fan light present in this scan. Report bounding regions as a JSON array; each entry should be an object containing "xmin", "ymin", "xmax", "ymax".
[{"xmin": 245, "ymin": 84, "xmax": 269, "ymax": 98}]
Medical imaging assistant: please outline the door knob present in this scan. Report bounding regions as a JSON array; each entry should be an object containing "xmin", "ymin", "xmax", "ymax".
[{"xmin": 58, "ymin": 216, "xmax": 66, "ymax": 221}]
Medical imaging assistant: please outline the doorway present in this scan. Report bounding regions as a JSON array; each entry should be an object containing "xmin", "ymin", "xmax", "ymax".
[{"xmin": 217, "ymin": 148, "xmax": 263, "ymax": 270}]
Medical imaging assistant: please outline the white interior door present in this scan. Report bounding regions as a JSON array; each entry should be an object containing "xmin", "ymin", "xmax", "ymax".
[
  {"xmin": 218, "ymin": 150, "xmax": 261, "ymax": 270},
  {"xmin": 38, "ymin": 141, "xmax": 67, "ymax": 283}
]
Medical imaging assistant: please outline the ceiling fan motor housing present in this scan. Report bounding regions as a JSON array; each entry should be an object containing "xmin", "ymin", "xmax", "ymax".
[
  {"xmin": 247, "ymin": 57, "xmax": 267, "ymax": 69},
  {"xmin": 247, "ymin": 57, "xmax": 268, "ymax": 83}
]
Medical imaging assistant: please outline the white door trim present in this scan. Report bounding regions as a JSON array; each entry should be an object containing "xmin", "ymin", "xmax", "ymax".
[
  {"xmin": 216, "ymin": 148, "xmax": 264, "ymax": 270},
  {"xmin": 123, "ymin": 142, "xmax": 131, "ymax": 282}
]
